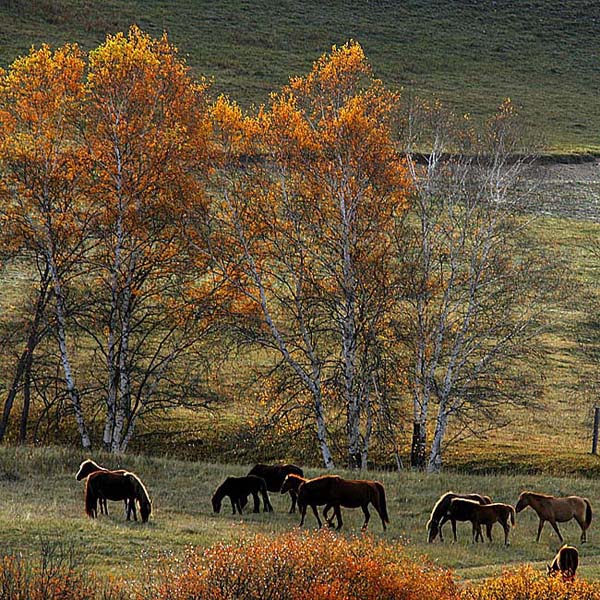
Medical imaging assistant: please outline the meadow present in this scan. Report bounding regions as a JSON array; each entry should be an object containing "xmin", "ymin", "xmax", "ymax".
[
  {"xmin": 0, "ymin": 0, "xmax": 598, "ymax": 154},
  {"xmin": 1, "ymin": 445, "xmax": 600, "ymax": 586}
]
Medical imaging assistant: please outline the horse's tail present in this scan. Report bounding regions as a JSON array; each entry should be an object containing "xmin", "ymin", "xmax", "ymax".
[
  {"xmin": 509, "ymin": 505, "xmax": 516, "ymax": 527},
  {"xmin": 84, "ymin": 477, "xmax": 97, "ymax": 518},
  {"xmin": 584, "ymin": 498, "xmax": 593, "ymax": 528},
  {"xmin": 126, "ymin": 472, "xmax": 152, "ymax": 521},
  {"xmin": 375, "ymin": 482, "xmax": 390, "ymax": 524}
]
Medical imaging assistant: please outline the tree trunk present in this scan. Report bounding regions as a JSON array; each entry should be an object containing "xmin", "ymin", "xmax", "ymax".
[
  {"xmin": 0, "ymin": 351, "xmax": 26, "ymax": 443},
  {"xmin": 427, "ymin": 408, "xmax": 449, "ymax": 473},
  {"xmin": 314, "ymin": 391, "xmax": 335, "ymax": 469},
  {"xmin": 410, "ymin": 421, "xmax": 427, "ymax": 470},
  {"xmin": 18, "ymin": 350, "xmax": 33, "ymax": 444}
]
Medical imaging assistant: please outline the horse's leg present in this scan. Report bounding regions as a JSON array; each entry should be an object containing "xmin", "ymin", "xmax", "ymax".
[
  {"xmin": 536, "ymin": 518, "xmax": 545, "ymax": 542},
  {"xmin": 503, "ymin": 521, "xmax": 510, "ymax": 546},
  {"xmin": 361, "ymin": 505, "xmax": 371, "ymax": 531},
  {"xmin": 549, "ymin": 520, "xmax": 564, "ymax": 543},
  {"xmin": 308, "ymin": 504, "xmax": 322, "ymax": 528},
  {"xmin": 438, "ymin": 515, "xmax": 448, "ymax": 542},
  {"xmin": 252, "ymin": 492, "xmax": 260, "ymax": 513},
  {"xmin": 289, "ymin": 491, "xmax": 297, "ymax": 514},
  {"xmin": 486, "ymin": 523, "xmax": 493, "ymax": 542},
  {"xmin": 323, "ymin": 504, "xmax": 334, "ymax": 527},
  {"xmin": 333, "ymin": 505, "xmax": 343, "ymax": 531},
  {"xmin": 471, "ymin": 521, "xmax": 477, "ymax": 543},
  {"xmin": 262, "ymin": 490, "xmax": 273, "ymax": 512},
  {"xmin": 451, "ymin": 519, "xmax": 457, "ymax": 543},
  {"xmin": 131, "ymin": 498, "xmax": 138, "ymax": 521},
  {"xmin": 299, "ymin": 504, "xmax": 307, "ymax": 527},
  {"xmin": 231, "ymin": 496, "xmax": 237, "ymax": 514},
  {"xmin": 575, "ymin": 515, "xmax": 588, "ymax": 543}
]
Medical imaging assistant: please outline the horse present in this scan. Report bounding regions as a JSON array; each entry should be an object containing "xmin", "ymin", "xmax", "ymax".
[
  {"xmin": 85, "ymin": 470, "xmax": 152, "ymax": 522},
  {"xmin": 426, "ymin": 491, "xmax": 492, "ymax": 543},
  {"xmin": 248, "ymin": 463, "xmax": 304, "ymax": 513},
  {"xmin": 211, "ymin": 475, "xmax": 273, "ymax": 515},
  {"xmin": 515, "ymin": 491, "xmax": 592, "ymax": 543},
  {"xmin": 447, "ymin": 498, "xmax": 515, "ymax": 546},
  {"xmin": 295, "ymin": 475, "xmax": 389, "ymax": 531},
  {"xmin": 547, "ymin": 545, "xmax": 579, "ymax": 581},
  {"xmin": 75, "ymin": 459, "xmax": 128, "ymax": 516}
]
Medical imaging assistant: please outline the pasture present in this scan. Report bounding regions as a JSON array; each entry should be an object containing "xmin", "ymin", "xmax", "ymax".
[
  {"xmin": 1, "ymin": 446, "xmax": 600, "ymax": 585},
  {"xmin": 0, "ymin": 0, "xmax": 598, "ymax": 154}
]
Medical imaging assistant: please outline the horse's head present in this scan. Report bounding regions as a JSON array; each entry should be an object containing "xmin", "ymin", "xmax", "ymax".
[
  {"xmin": 75, "ymin": 459, "xmax": 100, "ymax": 481},
  {"xmin": 140, "ymin": 498, "xmax": 152, "ymax": 522},
  {"xmin": 515, "ymin": 492, "xmax": 529, "ymax": 513},
  {"xmin": 211, "ymin": 493, "xmax": 222, "ymax": 513},
  {"xmin": 426, "ymin": 518, "xmax": 439, "ymax": 543}
]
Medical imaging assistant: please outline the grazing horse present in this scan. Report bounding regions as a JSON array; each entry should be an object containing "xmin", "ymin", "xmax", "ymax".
[
  {"xmin": 211, "ymin": 475, "xmax": 273, "ymax": 514},
  {"xmin": 447, "ymin": 499, "xmax": 515, "ymax": 546},
  {"xmin": 85, "ymin": 471, "xmax": 152, "ymax": 522},
  {"xmin": 248, "ymin": 464, "xmax": 304, "ymax": 513},
  {"xmin": 296, "ymin": 475, "xmax": 389, "ymax": 531},
  {"xmin": 427, "ymin": 491, "xmax": 492, "ymax": 543},
  {"xmin": 547, "ymin": 545, "xmax": 579, "ymax": 581},
  {"xmin": 75, "ymin": 459, "xmax": 128, "ymax": 516},
  {"xmin": 515, "ymin": 491, "xmax": 592, "ymax": 543}
]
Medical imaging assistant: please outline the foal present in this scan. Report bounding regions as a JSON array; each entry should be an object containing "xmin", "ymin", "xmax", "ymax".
[
  {"xmin": 448, "ymin": 498, "xmax": 515, "ymax": 546},
  {"xmin": 212, "ymin": 475, "xmax": 273, "ymax": 514}
]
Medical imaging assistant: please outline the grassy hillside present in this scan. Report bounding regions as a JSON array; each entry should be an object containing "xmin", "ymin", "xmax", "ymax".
[
  {"xmin": 0, "ymin": 0, "xmax": 598, "ymax": 153},
  {"xmin": 1, "ymin": 446, "xmax": 600, "ymax": 584}
]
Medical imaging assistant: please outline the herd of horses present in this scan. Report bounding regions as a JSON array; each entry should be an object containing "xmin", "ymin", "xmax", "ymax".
[{"xmin": 75, "ymin": 459, "xmax": 591, "ymax": 580}]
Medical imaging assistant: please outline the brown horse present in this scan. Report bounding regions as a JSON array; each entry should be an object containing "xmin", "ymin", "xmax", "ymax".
[
  {"xmin": 248, "ymin": 464, "xmax": 304, "ymax": 513},
  {"xmin": 547, "ymin": 545, "xmax": 579, "ymax": 581},
  {"xmin": 75, "ymin": 459, "xmax": 128, "ymax": 516},
  {"xmin": 515, "ymin": 491, "xmax": 592, "ymax": 543},
  {"xmin": 212, "ymin": 475, "xmax": 273, "ymax": 514},
  {"xmin": 427, "ymin": 491, "xmax": 492, "ymax": 543},
  {"xmin": 448, "ymin": 498, "xmax": 515, "ymax": 546},
  {"xmin": 85, "ymin": 471, "xmax": 152, "ymax": 522},
  {"xmin": 296, "ymin": 475, "xmax": 389, "ymax": 531}
]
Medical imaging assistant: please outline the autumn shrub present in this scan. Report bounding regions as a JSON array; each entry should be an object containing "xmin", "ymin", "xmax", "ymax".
[
  {"xmin": 461, "ymin": 565, "xmax": 600, "ymax": 600},
  {"xmin": 144, "ymin": 529, "xmax": 459, "ymax": 600},
  {"xmin": 0, "ymin": 553, "xmax": 126, "ymax": 600}
]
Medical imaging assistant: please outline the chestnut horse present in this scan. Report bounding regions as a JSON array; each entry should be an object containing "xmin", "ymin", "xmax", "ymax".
[
  {"xmin": 85, "ymin": 471, "xmax": 152, "ymax": 522},
  {"xmin": 515, "ymin": 491, "xmax": 592, "ymax": 543},
  {"xmin": 448, "ymin": 498, "xmax": 516, "ymax": 546},
  {"xmin": 547, "ymin": 545, "xmax": 579, "ymax": 580},
  {"xmin": 212, "ymin": 475, "xmax": 273, "ymax": 514},
  {"xmin": 75, "ymin": 459, "xmax": 128, "ymax": 516},
  {"xmin": 427, "ymin": 491, "xmax": 492, "ymax": 542},
  {"xmin": 248, "ymin": 464, "xmax": 304, "ymax": 513},
  {"xmin": 295, "ymin": 475, "xmax": 389, "ymax": 531}
]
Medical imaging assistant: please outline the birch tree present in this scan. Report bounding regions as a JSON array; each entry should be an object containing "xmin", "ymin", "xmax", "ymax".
[
  {"xmin": 397, "ymin": 99, "xmax": 551, "ymax": 471},
  {"xmin": 0, "ymin": 44, "xmax": 92, "ymax": 449},
  {"xmin": 207, "ymin": 42, "xmax": 410, "ymax": 468},
  {"xmin": 83, "ymin": 27, "xmax": 214, "ymax": 452}
]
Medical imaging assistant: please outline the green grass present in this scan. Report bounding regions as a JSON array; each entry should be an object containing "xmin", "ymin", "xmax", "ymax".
[
  {"xmin": 0, "ymin": 0, "xmax": 598, "ymax": 153},
  {"xmin": 1, "ymin": 446, "xmax": 600, "ymax": 585}
]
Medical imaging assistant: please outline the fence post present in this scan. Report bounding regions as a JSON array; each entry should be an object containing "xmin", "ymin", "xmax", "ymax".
[{"xmin": 592, "ymin": 406, "xmax": 600, "ymax": 455}]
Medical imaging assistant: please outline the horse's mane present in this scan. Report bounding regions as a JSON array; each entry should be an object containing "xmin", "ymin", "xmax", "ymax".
[
  {"xmin": 125, "ymin": 471, "xmax": 151, "ymax": 505},
  {"xmin": 427, "ymin": 491, "xmax": 456, "ymax": 525},
  {"xmin": 521, "ymin": 490, "xmax": 554, "ymax": 499},
  {"xmin": 76, "ymin": 459, "xmax": 104, "ymax": 480}
]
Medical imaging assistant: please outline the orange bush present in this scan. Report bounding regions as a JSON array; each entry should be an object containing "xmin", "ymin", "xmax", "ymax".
[
  {"xmin": 145, "ymin": 530, "xmax": 459, "ymax": 600},
  {"xmin": 0, "ymin": 555, "xmax": 126, "ymax": 600},
  {"xmin": 461, "ymin": 565, "xmax": 600, "ymax": 600}
]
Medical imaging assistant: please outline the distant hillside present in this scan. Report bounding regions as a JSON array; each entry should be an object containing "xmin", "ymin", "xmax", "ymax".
[{"xmin": 0, "ymin": 0, "xmax": 598, "ymax": 154}]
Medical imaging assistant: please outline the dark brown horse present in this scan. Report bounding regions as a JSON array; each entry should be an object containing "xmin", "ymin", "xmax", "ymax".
[
  {"xmin": 516, "ymin": 491, "xmax": 592, "ymax": 543},
  {"xmin": 447, "ymin": 498, "xmax": 515, "ymax": 546},
  {"xmin": 427, "ymin": 491, "xmax": 492, "ymax": 543},
  {"xmin": 76, "ymin": 459, "xmax": 128, "ymax": 516},
  {"xmin": 85, "ymin": 471, "xmax": 152, "ymax": 522},
  {"xmin": 296, "ymin": 475, "xmax": 389, "ymax": 531},
  {"xmin": 248, "ymin": 464, "xmax": 304, "ymax": 513},
  {"xmin": 212, "ymin": 475, "xmax": 273, "ymax": 514},
  {"xmin": 547, "ymin": 545, "xmax": 579, "ymax": 581}
]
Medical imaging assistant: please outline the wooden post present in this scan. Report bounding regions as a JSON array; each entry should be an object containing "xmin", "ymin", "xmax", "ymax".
[{"xmin": 592, "ymin": 406, "xmax": 600, "ymax": 455}]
